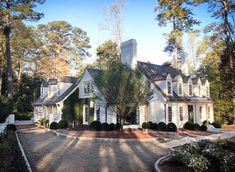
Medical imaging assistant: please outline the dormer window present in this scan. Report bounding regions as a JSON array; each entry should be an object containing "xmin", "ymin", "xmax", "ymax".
[
  {"xmin": 167, "ymin": 81, "xmax": 172, "ymax": 95},
  {"xmin": 84, "ymin": 82, "xmax": 92, "ymax": 94},
  {"xmin": 189, "ymin": 84, "xmax": 193, "ymax": 96},
  {"xmin": 179, "ymin": 83, "xmax": 182, "ymax": 95}
]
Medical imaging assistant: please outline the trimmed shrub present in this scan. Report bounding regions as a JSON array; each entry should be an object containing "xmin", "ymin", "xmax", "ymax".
[
  {"xmin": 109, "ymin": 123, "xmax": 116, "ymax": 130},
  {"xmin": 101, "ymin": 122, "xmax": 110, "ymax": 131},
  {"xmin": 15, "ymin": 113, "xmax": 33, "ymax": 120},
  {"xmin": 183, "ymin": 121, "xmax": 194, "ymax": 130},
  {"xmin": 152, "ymin": 123, "xmax": 158, "ymax": 130},
  {"xmin": 142, "ymin": 122, "xmax": 147, "ymax": 129},
  {"xmin": 158, "ymin": 122, "xmax": 167, "ymax": 131},
  {"xmin": 50, "ymin": 122, "xmax": 59, "ymax": 129},
  {"xmin": 212, "ymin": 122, "xmax": 221, "ymax": 128},
  {"xmin": 167, "ymin": 122, "xmax": 177, "ymax": 132},
  {"xmin": 146, "ymin": 121, "xmax": 153, "ymax": 129},
  {"xmin": 116, "ymin": 123, "xmax": 122, "ymax": 130},
  {"xmin": 193, "ymin": 123, "xmax": 201, "ymax": 131},
  {"xmin": 203, "ymin": 120, "xmax": 210, "ymax": 125},
  {"xmin": 89, "ymin": 121, "xmax": 101, "ymax": 131},
  {"xmin": 58, "ymin": 119, "xmax": 69, "ymax": 129},
  {"xmin": 0, "ymin": 114, "xmax": 8, "ymax": 123},
  {"xmin": 200, "ymin": 124, "xmax": 207, "ymax": 131},
  {"xmin": 7, "ymin": 124, "xmax": 17, "ymax": 131}
]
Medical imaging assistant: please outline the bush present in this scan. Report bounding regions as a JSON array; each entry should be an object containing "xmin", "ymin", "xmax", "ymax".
[
  {"xmin": 7, "ymin": 124, "xmax": 17, "ymax": 131},
  {"xmin": 193, "ymin": 123, "xmax": 201, "ymax": 131},
  {"xmin": 0, "ymin": 114, "xmax": 8, "ymax": 123},
  {"xmin": 116, "ymin": 123, "xmax": 122, "ymax": 130},
  {"xmin": 15, "ymin": 113, "xmax": 33, "ymax": 120},
  {"xmin": 212, "ymin": 122, "xmax": 221, "ymax": 128},
  {"xmin": 109, "ymin": 123, "xmax": 116, "ymax": 130},
  {"xmin": 58, "ymin": 119, "xmax": 68, "ymax": 129},
  {"xmin": 146, "ymin": 121, "xmax": 153, "ymax": 129},
  {"xmin": 152, "ymin": 123, "xmax": 158, "ymax": 130},
  {"xmin": 50, "ymin": 122, "xmax": 59, "ymax": 129},
  {"xmin": 142, "ymin": 122, "xmax": 147, "ymax": 129},
  {"xmin": 183, "ymin": 121, "xmax": 194, "ymax": 130},
  {"xmin": 89, "ymin": 121, "xmax": 101, "ymax": 131},
  {"xmin": 101, "ymin": 122, "xmax": 110, "ymax": 131},
  {"xmin": 38, "ymin": 118, "xmax": 45, "ymax": 126},
  {"xmin": 158, "ymin": 122, "xmax": 167, "ymax": 131},
  {"xmin": 167, "ymin": 122, "xmax": 177, "ymax": 132},
  {"xmin": 200, "ymin": 124, "xmax": 207, "ymax": 131},
  {"xmin": 203, "ymin": 120, "xmax": 210, "ymax": 125}
]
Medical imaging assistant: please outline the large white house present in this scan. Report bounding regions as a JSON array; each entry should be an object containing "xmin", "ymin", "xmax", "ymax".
[{"xmin": 33, "ymin": 39, "xmax": 214, "ymax": 128}]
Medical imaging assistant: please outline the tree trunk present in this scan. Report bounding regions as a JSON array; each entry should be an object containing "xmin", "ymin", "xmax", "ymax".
[
  {"xmin": 0, "ymin": 73, "xmax": 2, "ymax": 96},
  {"xmin": 17, "ymin": 58, "xmax": 23, "ymax": 82},
  {"xmin": 233, "ymin": 98, "xmax": 235, "ymax": 124}
]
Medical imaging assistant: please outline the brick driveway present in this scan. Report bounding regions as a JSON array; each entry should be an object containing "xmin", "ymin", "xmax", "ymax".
[{"xmin": 17, "ymin": 125, "xmax": 168, "ymax": 172}]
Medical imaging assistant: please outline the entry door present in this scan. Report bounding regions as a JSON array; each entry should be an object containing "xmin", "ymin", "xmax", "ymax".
[{"xmin": 188, "ymin": 105, "xmax": 194, "ymax": 123}]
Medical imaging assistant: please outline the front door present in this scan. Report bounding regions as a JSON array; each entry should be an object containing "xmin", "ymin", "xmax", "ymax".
[{"xmin": 188, "ymin": 105, "xmax": 194, "ymax": 123}]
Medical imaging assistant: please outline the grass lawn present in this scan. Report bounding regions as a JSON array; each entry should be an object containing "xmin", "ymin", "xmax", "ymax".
[{"xmin": 0, "ymin": 130, "xmax": 28, "ymax": 172}]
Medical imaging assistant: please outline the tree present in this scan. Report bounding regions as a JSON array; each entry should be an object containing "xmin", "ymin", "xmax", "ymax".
[
  {"xmin": 94, "ymin": 61, "xmax": 151, "ymax": 128},
  {"xmin": 36, "ymin": 21, "xmax": 90, "ymax": 78},
  {"xmin": 155, "ymin": 0, "xmax": 200, "ymax": 68},
  {"xmin": 0, "ymin": 0, "xmax": 44, "ymax": 100},
  {"xmin": 100, "ymin": 0, "xmax": 127, "ymax": 46},
  {"xmin": 0, "ymin": 31, "xmax": 5, "ymax": 95},
  {"xmin": 96, "ymin": 40, "xmax": 119, "ymax": 69}
]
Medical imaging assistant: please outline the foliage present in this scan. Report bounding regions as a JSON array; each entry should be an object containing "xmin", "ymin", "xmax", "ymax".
[
  {"xmin": 109, "ymin": 123, "xmax": 116, "ymax": 131},
  {"xmin": 94, "ymin": 61, "xmax": 152, "ymax": 125},
  {"xmin": 146, "ymin": 121, "xmax": 153, "ymax": 129},
  {"xmin": 101, "ymin": 122, "xmax": 110, "ymax": 131},
  {"xmin": 157, "ymin": 122, "xmax": 167, "ymax": 131},
  {"xmin": 183, "ymin": 121, "xmax": 194, "ymax": 130},
  {"xmin": 152, "ymin": 123, "xmax": 158, "ymax": 130},
  {"xmin": 203, "ymin": 120, "xmax": 210, "ymax": 125},
  {"xmin": 15, "ymin": 113, "xmax": 33, "ymax": 120},
  {"xmin": 142, "ymin": 122, "xmax": 147, "ymax": 129},
  {"xmin": 7, "ymin": 124, "xmax": 16, "ymax": 132},
  {"xmin": 0, "ymin": 130, "xmax": 28, "ymax": 172},
  {"xmin": 200, "ymin": 124, "xmax": 207, "ymax": 131},
  {"xmin": 116, "ymin": 123, "xmax": 122, "ymax": 129},
  {"xmin": 89, "ymin": 121, "xmax": 102, "ymax": 131},
  {"xmin": 58, "ymin": 119, "xmax": 68, "ymax": 129},
  {"xmin": 49, "ymin": 122, "xmax": 59, "ymax": 130},
  {"xmin": 192, "ymin": 123, "xmax": 201, "ymax": 131},
  {"xmin": 167, "ymin": 122, "xmax": 177, "ymax": 132},
  {"xmin": 96, "ymin": 40, "xmax": 119, "ymax": 69},
  {"xmin": 212, "ymin": 122, "xmax": 221, "ymax": 128}
]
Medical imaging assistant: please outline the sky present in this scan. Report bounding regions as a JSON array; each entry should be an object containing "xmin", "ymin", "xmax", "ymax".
[{"xmin": 26, "ymin": 0, "xmax": 213, "ymax": 65}]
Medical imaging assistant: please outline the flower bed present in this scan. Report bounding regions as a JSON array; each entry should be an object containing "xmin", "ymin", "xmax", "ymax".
[
  {"xmin": 0, "ymin": 130, "xmax": 28, "ymax": 172},
  {"xmin": 158, "ymin": 137, "xmax": 235, "ymax": 172}
]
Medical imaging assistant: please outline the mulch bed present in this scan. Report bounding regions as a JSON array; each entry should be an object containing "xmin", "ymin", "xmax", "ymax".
[
  {"xmin": 222, "ymin": 124, "xmax": 235, "ymax": 131},
  {"xmin": 57, "ymin": 129, "xmax": 155, "ymax": 139}
]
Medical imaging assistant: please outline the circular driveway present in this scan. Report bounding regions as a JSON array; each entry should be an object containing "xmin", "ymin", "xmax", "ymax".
[{"xmin": 17, "ymin": 125, "xmax": 168, "ymax": 172}]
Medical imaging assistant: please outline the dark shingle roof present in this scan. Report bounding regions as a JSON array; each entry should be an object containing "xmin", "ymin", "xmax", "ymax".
[
  {"xmin": 137, "ymin": 61, "xmax": 189, "ymax": 82},
  {"xmin": 34, "ymin": 76, "xmax": 81, "ymax": 106},
  {"xmin": 87, "ymin": 68, "xmax": 103, "ymax": 78}
]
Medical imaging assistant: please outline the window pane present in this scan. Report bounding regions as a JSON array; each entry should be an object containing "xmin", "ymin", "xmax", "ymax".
[
  {"xmin": 167, "ymin": 81, "xmax": 171, "ymax": 94},
  {"xmin": 168, "ymin": 107, "xmax": 172, "ymax": 122},
  {"xmin": 179, "ymin": 107, "xmax": 183, "ymax": 121}
]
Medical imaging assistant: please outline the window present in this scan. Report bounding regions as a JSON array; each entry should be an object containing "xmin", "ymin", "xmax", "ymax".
[
  {"xmin": 96, "ymin": 107, "xmax": 100, "ymax": 121},
  {"xmin": 208, "ymin": 107, "xmax": 210, "ymax": 120},
  {"xmin": 136, "ymin": 108, "xmax": 140, "ymax": 124},
  {"xmin": 84, "ymin": 82, "xmax": 92, "ymax": 94},
  {"xmin": 167, "ymin": 81, "xmax": 172, "ymax": 94},
  {"xmin": 199, "ymin": 106, "xmax": 202, "ymax": 119},
  {"xmin": 206, "ymin": 86, "xmax": 209, "ymax": 97},
  {"xmin": 179, "ymin": 83, "xmax": 182, "ymax": 95},
  {"xmin": 168, "ymin": 107, "xmax": 172, "ymax": 122},
  {"xmin": 189, "ymin": 84, "xmax": 193, "ymax": 96},
  {"xmin": 179, "ymin": 107, "xmax": 183, "ymax": 121},
  {"xmin": 85, "ymin": 106, "xmax": 89, "ymax": 122}
]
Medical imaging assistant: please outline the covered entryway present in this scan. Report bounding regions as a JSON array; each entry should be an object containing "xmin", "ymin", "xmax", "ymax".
[{"xmin": 188, "ymin": 105, "xmax": 194, "ymax": 123}]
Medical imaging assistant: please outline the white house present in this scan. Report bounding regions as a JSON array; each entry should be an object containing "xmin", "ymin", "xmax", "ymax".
[{"xmin": 33, "ymin": 39, "xmax": 214, "ymax": 128}]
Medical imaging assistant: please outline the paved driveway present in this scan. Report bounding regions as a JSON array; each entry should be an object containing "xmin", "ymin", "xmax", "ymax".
[{"xmin": 17, "ymin": 125, "xmax": 168, "ymax": 172}]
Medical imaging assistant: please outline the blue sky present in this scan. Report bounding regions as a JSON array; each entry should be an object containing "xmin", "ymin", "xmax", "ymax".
[{"xmin": 26, "ymin": 0, "xmax": 213, "ymax": 65}]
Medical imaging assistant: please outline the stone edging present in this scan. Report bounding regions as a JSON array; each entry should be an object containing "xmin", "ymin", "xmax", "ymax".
[
  {"xmin": 15, "ymin": 132, "xmax": 32, "ymax": 172},
  {"xmin": 154, "ymin": 154, "xmax": 171, "ymax": 172},
  {"xmin": 36, "ymin": 124, "xmax": 156, "ymax": 142}
]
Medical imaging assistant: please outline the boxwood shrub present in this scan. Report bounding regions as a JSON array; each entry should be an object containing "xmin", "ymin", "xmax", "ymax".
[
  {"xmin": 109, "ymin": 123, "xmax": 116, "ymax": 130},
  {"xmin": 167, "ymin": 122, "xmax": 177, "ymax": 132},
  {"xmin": 146, "ymin": 121, "xmax": 153, "ymax": 129},
  {"xmin": 7, "ymin": 124, "xmax": 17, "ymax": 131},
  {"xmin": 193, "ymin": 123, "xmax": 201, "ymax": 131},
  {"xmin": 183, "ymin": 121, "xmax": 194, "ymax": 130},
  {"xmin": 90, "ymin": 121, "xmax": 102, "ymax": 131},
  {"xmin": 152, "ymin": 123, "xmax": 158, "ymax": 130},
  {"xmin": 50, "ymin": 122, "xmax": 59, "ymax": 129},
  {"xmin": 142, "ymin": 122, "xmax": 147, "ymax": 129},
  {"xmin": 158, "ymin": 122, "xmax": 167, "ymax": 131},
  {"xmin": 116, "ymin": 123, "xmax": 122, "ymax": 130},
  {"xmin": 58, "ymin": 119, "xmax": 68, "ymax": 129},
  {"xmin": 101, "ymin": 122, "xmax": 110, "ymax": 131},
  {"xmin": 200, "ymin": 124, "xmax": 207, "ymax": 131},
  {"xmin": 212, "ymin": 122, "xmax": 221, "ymax": 128}
]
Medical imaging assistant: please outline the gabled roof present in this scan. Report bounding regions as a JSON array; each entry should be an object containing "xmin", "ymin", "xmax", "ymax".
[
  {"xmin": 137, "ymin": 61, "xmax": 190, "ymax": 83},
  {"xmin": 87, "ymin": 68, "xmax": 103, "ymax": 78},
  {"xmin": 34, "ymin": 76, "xmax": 81, "ymax": 106}
]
